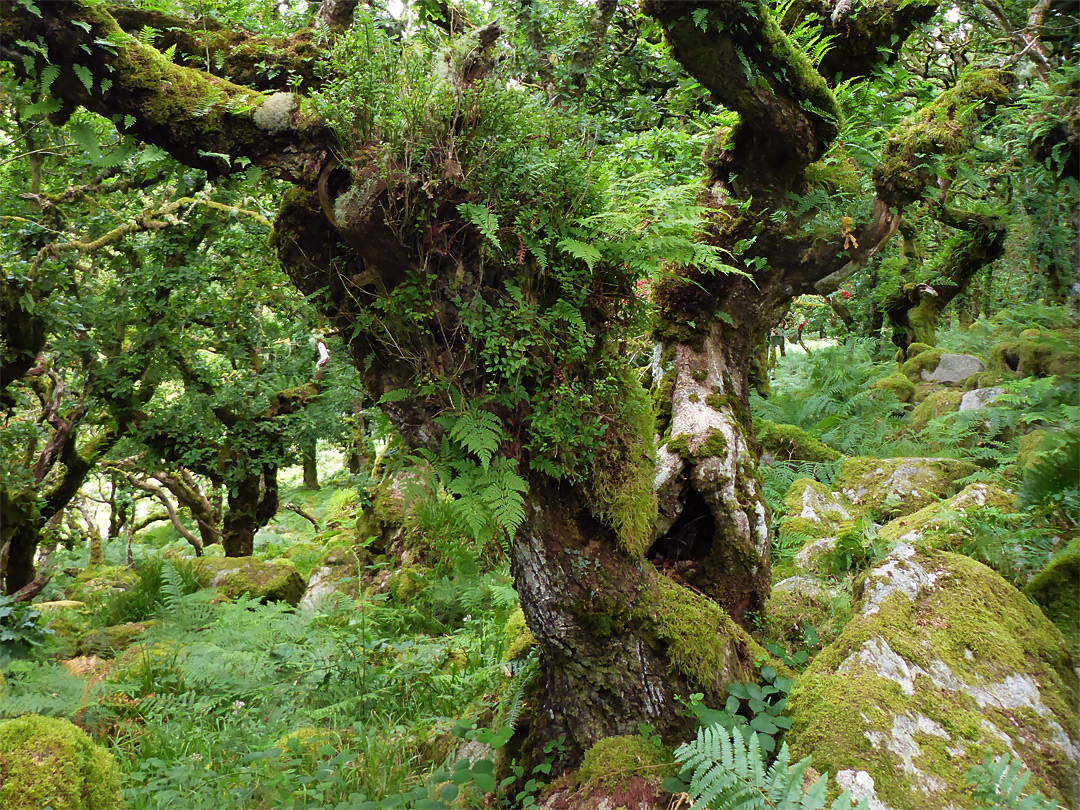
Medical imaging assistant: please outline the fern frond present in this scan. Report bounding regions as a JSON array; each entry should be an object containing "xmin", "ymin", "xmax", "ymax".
[{"xmin": 674, "ymin": 725, "xmax": 869, "ymax": 810}]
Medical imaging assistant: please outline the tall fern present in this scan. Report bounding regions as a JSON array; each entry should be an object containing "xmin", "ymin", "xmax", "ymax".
[
  {"xmin": 965, "ymin": 749, "xmax": 1059, "ymax": 810},
  {"xmin": 672, "ymin": 725, "xmax": 869, "ymax": 810}
]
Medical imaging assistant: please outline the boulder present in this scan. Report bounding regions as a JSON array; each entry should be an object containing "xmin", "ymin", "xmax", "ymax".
[
  {"xmin": 920, "ymin": 353, "xmax": 985, "ymax": 384},
  {"xmin": 958, "ymin": 386, "xmax": 1004, "ymax": 412},
  {"xmin": 870, "ymin": 373, "xmax": 915, "ymax": 404},
  {"xmin": 794, "ymin": 536, "xmax": 838, "ymax": 572},
  {"xmin": 79, "ymin": 621, "xmax": 154, "ymax": 657},
  {"xmin": 65, "ymin": 564, "xmax": 138, "ymax": 606},
  {"xmin": 781, "ymin": 479, "xmax": 857, "ymax": 539},
  {"xmin": 765, "ymin": 576, "xmax": 848, "ymax": 654},
  {"xmin": 878, "ymin": 483, "xmax": 1017, "ymax": 545},
  {"xmin": 0, "ymin": 715, "xmax": 121, "ymax": 810},
  {"xmin": 754, "ymin": 418, "xmax": 841, "ymax": 463},
  {"xmin": 837, "ymin": 457, "xmax": 977, "ymax": 520},
  {"xmin": 1024, "ymin": 539, "xmax": 1079, "ymax": 658},
  {"xmin": 299, "ymin": 543, "xmax": 370, "ymax": 609},
  {"xmin": 899, "ymin": 348, "xmax": 945, "ymax": 384},
  {"xmin": 785, "ymin": 545, "xmax": 1079, "ymax": 810},
  {"xmin": 191, "ymin": 556, "xmax": 306, "ymax": 606},
  {"xmin": 907, "ymin": 390, "xmax": 963, "ymax": 432},
  {"xmin": 989, "ymin": 331, "xmax": 1079, "ymax": 379}
]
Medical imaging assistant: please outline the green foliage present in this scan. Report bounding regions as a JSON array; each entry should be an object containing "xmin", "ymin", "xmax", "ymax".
[
  {"xmin": 821, "ymin": 516, "xmax": 888, "ymax": 575},
  {"xmin": 666, "ymin": 724, "xmax": 869, "ymax": 810},
  {"xmin": 0, "ymin": 595, "xmax": 52, "ymax": 665},
  {"xmin": 1021, "ymin": 430, "xmax": 1080, "ymax": 531},
  {"xmin": 101, "ymin": 557, "xmax": 200, "ymax": 626},
  {"xmin": 965, "ymin": 749, "xmax": 1059, "ymax": 810},
  {"xmin": 684, "ymin": 662, "xmax": 794, "ymax": 757},
  {"xmin": 752, "ymin": 339, "xmax": 915, "ymax": 459}
]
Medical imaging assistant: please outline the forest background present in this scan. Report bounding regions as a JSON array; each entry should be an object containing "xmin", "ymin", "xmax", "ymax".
[{"xmin": 0, "ymin": 0, "xmax": 1077, "ymax": 808}]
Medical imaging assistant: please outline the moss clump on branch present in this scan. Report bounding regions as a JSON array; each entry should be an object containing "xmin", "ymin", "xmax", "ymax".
[{"xmin": 875, "ymin": 68, "xmax": 1010, "ymax": 208}]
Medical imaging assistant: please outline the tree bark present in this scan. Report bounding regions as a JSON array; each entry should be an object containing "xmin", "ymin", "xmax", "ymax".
[
  {"xmin": 301, "ymin": 440, "xmax": 320, "ymax": 490},
  {"xmin": 222, "ymin": 468, "xmax": 278, "ymax": 557}
]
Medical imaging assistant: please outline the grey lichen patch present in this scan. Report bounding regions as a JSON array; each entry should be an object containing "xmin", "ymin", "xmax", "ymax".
[
  {"xmin": 780, "ymin": 478, "xmax": 856, "ymax": 539},
  {"xmin": 787, "ymin": 545, "xmax": 1079, "ymax": 808},
  {"xmin": 253, "ymin": 91, "xmax": 297, "ymax": 133}
]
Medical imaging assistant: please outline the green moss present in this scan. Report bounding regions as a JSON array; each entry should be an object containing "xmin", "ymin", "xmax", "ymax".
[
  {"xmin": 899, "ymin": 348, "xmax": 945, "ymax": 384},
  {"xmin": 988, "ymin": 332, "xmax": 1080, "ymax": 379},
  {"xmin": 577, "ymin": 735, "xmax": 675, "ymax": 790},
  {"xmin": 906, "ymin": 343, "xmax": 935, "ymax": 360},
  {"xmin": 79, "ymin": 621, "xmax": 153, "ymax": 658},
  {"xmin": 502, "ymin": 607, "xmax": 537, "ymax": 661},
  {"xmin": 67, "ymin": 564, "xmax": 139, "ymax": 605},
  {"xmin": 788, "ymin": 548, "xmax": 1077, "ymax": 807},
  {"xmin": 755, "ymin": 418, "xmax": 840, "ymax": 462},
  {"xmin": 875, "ymin": 68, "xmax": 1010, "ymax": 208},
  {"xmin": 651, "ymin": 576, "xmax": 772, "ymax": 688},
  {"xmin": 0, "ymin": 715, "xmax": 121, "ymax": 810},
  {"xmin": 191, "ymin": 556, "xmax": 306, "ymax": 605},
  {"xmin": 590, "ymin": 366, "xmax": 659, "ymax": 559},
  {"xmin": 878, "ymin": 483, "xmax": 1017, "ymax": 544},
  {"xmin": 780, "ymin": 478, "xmax": 856, "ymax": 539},
  {"xmin": 386, "ymin": 565, "xmax": 425, "ymax": 602},
  {"xmin": 837, "ymin": 456, "xmax": 977, "ymax": 520},
  {"xmin": 871, "ymin": 372, "xmax": 916, "ymax": 405},
  {"xmin": 1017, "ymin": 429, "xmax": 1051, "ymax": 473},
  {"xmin": 688, "ymin": 391, "xmax": 700, "ymax": 403},
  {"xmin": 1024, "ymin": 539, "xmax": 1079, "ymax": 659},
  {"xmin": 907, "ymin": 389, "xmax": 963, "ymax": 432}
]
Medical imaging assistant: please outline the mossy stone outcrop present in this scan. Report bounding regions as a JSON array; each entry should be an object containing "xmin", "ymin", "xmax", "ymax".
[
  {"xmin": 754, "ymin": 418, "xmax": 841, "ymax": 463},
  {"xmin": 837, "ymin": 456, "xmax": 977, "ymax": 520},
  {"xmin": 1024, "ymin": 539, "xmax": 1079, "ymax": 659},
  {"xmin": 907, "ymin": 389, "xmax": 964, "ymax": 432},
  {"xmin": 899, "ymin": 348, "xmax": 945, "ymax": 383},
  {"xmin": 870, "ymin": 372, "xmax": 915, "ymax": 404},
  {"xmin": 780, "ymin": 478, "xmax": 858, "ymax": 539},
  {"xmin": 191, "ymin": 556, "xmax": 306, "ymax": 605},
  {"xmin": 66, "ymin": 564, "xmax": 139, "ymax": 606},
  {"xmin": 878, "ymin": 483, "xmax": 1016, "ymax": 545},
  {"xmin": 785, "ymin": 545, "xmax": 1079, "ymax": 810},
  {"xmin": 299, "ymin": 543, "xmax": 370, "ymax": 608},
  {"xmin": 988, "ymin": 331, "xmax": 1079, "ymax": 379},
  {"xmin": 0, "ymin": 715, "xmax": 121, "ymax": 810}
]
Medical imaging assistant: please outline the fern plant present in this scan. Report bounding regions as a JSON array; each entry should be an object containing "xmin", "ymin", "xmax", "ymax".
[
  {"xmin": 965, "ymin": 749, "xmax": 1059, "ymax": 810},
  {"xmin": 667, "ymin": 725, "xmax": 869, "ymax": 810}
]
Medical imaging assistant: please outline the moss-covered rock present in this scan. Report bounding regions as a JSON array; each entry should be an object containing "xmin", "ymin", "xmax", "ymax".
[
  {"xmin": 870, "ymin": 372, "xmax": 916, "ymax": 404},
  {"xmin": 905, "ymin": 343, "xmax": 935, "ymax": 360},
  {"xmin": 191, "ymin": 556, "xmax": 306, "ymax": 606},
  {"xmin": 899, "ymin": 348, "xmax": 945, "ymax": 383},
  {"xmin": 907, "ymin": 389, "xmax": 964, "ymax": 432},
  {"xmin": 110, "ymin": 640, "xmax": 187, "ymax": 691},
  {"xmin": 299, "ymin": 543, "xmax": 370, "ymax": 608},
  {"xmin": 837, "ymin": 457, "xmax": 977, "ymax": 520},
  {"xmin": 79, "ymin": 621, "xmax": 153, "ymax": 658},
  {"xmin": 1024, "ymin": 539, "xmax": 1079, "ymax": 660},
  {"xmin": 1017, "ymin": 429, "xmax": 1051, "ymax": 473},
  {"xmin": 763, "ymin": 576, "xmax": 850, "ymax": 655},
  {"xmin": 780, "ymin": 479, "xmax": 858, "ymax": 539},
  {"xmin": 785, "ymin": 545, "xmax": 1079, "ymax": 809},
  {"xmin": 66, "ymin": 564, "xmax": 139, "ymax": 606},
  {"xmin": 754, "ymin": 418, "xmax": 841, "ymax": 463},
  {"xmin": 386, "ymin": 565, "xmax": 425, "ymax": 602},
  {"xmin": 988, "ymin": 331, "xmax": 1079, "ymax": 380},
  {"xmin": 502, "ymin": 606, "xmax": 537, "ymax": 662},
  {"xmin": 878, "ymin": 483, "xmax": 1016, "ymax": 546},
  {"xmin": 0, "ymin": 715, "xmax": 121, "ymax": 810}
]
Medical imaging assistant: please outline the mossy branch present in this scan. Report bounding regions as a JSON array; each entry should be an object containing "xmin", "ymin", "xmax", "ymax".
[{"xmin": 1, "ymin": 3, "xmax": 331, "ymax": 184}]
